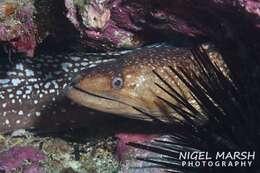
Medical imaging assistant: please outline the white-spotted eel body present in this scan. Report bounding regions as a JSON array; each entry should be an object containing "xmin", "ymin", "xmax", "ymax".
[{"xmin": 0, "ymin": 51, "xmax": 121, "ymax": 133}]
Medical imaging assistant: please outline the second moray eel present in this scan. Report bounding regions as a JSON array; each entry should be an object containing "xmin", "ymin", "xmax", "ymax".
[{"xmin": 68, "ymin": 43, "xmax": 228, "ymax": 121}]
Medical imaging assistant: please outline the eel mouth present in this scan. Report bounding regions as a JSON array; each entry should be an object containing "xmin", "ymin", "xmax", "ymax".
[{"xmin": 67, "ymin": 86, "xmax": 155, "ymax": 121}]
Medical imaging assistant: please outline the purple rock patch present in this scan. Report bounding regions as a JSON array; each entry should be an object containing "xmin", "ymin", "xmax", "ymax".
[{"xmin": 0, "ymin": 146, "xmax": 46, "ymax": 172}]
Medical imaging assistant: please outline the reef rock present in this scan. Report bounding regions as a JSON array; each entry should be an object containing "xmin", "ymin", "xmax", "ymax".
[
  {"xmin": 65, "ymin": 0, "xmax": 142, "ymax": 51},
  {"xmin": 116, "ymin": 133, "xmax": 165, "ymax": 173},
  {"xmin": 0, "ymin": 146, "xmax": 46, "ymax": 172},
  {"xmin": 64, "ymin": 0, "xmax": 201, "ymax": 50},
  {"xmin": 0, "ymin": 0, "xmax": 37, "ymax": 57},
  {"xmin": 65, "ymin": 0, "xmax": 259, "ymax": 50},
  {"xmin": 0, "ymin": 0, "xmax": 258, "ymax": 55},
  {"xmin": 0, "ymin": 0, "xmax": 76, "ymax": 57}
]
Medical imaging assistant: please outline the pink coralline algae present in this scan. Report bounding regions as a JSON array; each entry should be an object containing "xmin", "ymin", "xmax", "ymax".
[
  {"xmin": 245, "ymin": 1, "xmax": 260, "ymax": 16},
  {"xmin": 23, "ymin": 163, "xmax": 45, "ymax": 173},
  {"xmin": 116, "ymin": 133, "xmax": 164, "ymax": 173},
  {"xmin": 0, "ymin": 1, "xmax": 37, "ymax": 57},
  {"xmin": 0, "ymin": 146, "xmax": 46, "ymax": 172},
  {"xmin": 244, "ymin": 1, "xmax": 260, "ymax": 27},
  {"xmin": 0, "ymin": 0, "xmax": 258, "ymax": 56},
  {"xmin": 115, "ymin": 133, "xmax": 157, "ymax": 161},
  {"xmin": 64, "ymin": 0, "xmax": 201, "ymax": 50},
  {"xmin": 65, "ymin": 0, "xmax": 259, "ymax": 51},
  {"xmin": 65, "ymin": 0, "xmax": 141, "ymax": 50},
  {"xmin": 109, "ymin": 0, "xmax": 202, "ymax": 36}
]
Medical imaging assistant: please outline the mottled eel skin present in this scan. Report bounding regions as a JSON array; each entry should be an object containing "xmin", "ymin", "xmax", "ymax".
[
  {"xmin": 0, "ymin": 51, "xmax": 118, "ymax": 133},
  {"xmin": 68, "ymin": 43, "xmax": 228, "ymax": 122}
]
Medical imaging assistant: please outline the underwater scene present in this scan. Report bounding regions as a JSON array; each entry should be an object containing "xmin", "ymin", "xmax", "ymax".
[{"xmin": 0, "ymin": 0, "xmax": 259, "ymax": 173}]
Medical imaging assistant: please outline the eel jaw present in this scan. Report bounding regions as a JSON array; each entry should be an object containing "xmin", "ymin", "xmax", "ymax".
[{"xmin": 66, "ymin": 86, "xmax": 155, "ymax": 121}]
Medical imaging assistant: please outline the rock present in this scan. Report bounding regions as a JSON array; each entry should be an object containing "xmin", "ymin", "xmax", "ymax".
[
  {"xmin": 0, "ymin": 0, "xmax": 77, "ymax": 58},
  {"xmin": 115, "ymin": 133, "xmax": 165, "ymax": 173},
  {"xmin": 65, "ymin": 0, "xmax": 259, "ymax": 51},
  {"xmin": 65, "ymin": 0, "xmax": 142, "ymax": 51},
  {"xmin": 0, "ymin": 0, "xmax": 37, "ymax": 57},
  {"xmin": 23, "ymin": 163, "xmax": 46, "ymax": 173},
  {"xmin": 0, "ymin": 146, "xmax": 46, "ymax": 172},
  {"xmin": 0, "ymin": 0, "xmax": 258, "ymax": 55}
]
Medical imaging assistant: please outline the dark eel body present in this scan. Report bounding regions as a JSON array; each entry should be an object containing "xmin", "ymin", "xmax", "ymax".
[{"xmin": 0, "ymin": 51, "xmax": 119, "ymax": 133}]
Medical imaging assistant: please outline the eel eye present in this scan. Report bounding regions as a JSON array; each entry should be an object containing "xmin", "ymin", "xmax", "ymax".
[{"xmin": 112, "ymin": 77, "xmax": 124, "ymax": 89}]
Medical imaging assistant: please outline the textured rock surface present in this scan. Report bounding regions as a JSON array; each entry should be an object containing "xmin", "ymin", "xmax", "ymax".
[
  {"xmin": 64, "ymin": 0, "xmax": 202, "ymax": 50},
  {"xmin": 64, "ymin": 0, "xmax": 259, "ymax": 51},
  {"xmin": 0, "ymin": 146, "xmax": 46, "ymax": 172},
  {"xmin": 0, "ymin": 0, "xmax": 258, "ymax": 56},
  {"xmin": 0, "ymin": 0, "xmax": 37, "ymax": 57},
  {"xmin": 0, "ymin": 0, "xmax": 76, "ymax": 57},
  {"xmin": 65, "ymin": 0, "xmax": 142, "ymax": 51},
  {"xmin": 0, "ymin": 132, "xmax": 118, "ymax": 173},
  {"xmin": 0, "ymin": 113, "xmax": 165, "ymax": 173},
  {"xmin": 116, "ymin": 133, "xmax": 165, "ymax": 173}
]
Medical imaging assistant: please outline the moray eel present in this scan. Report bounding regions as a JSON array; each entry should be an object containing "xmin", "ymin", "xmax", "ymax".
[
  {"xmin": 67, "ymin": 43, "xmax": 227, "ymax": 121},
  {"xmin": 0, "ymin": 51, "xmax": 119, "ymax": 133}
]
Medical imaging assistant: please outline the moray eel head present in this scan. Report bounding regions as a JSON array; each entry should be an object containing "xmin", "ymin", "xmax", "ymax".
[
  {"xmin": 67, "ymin": 47, "xmax": 186, "ymax": 120},
  {"xmin": 67, "ymin": 44, "xmax": 225, "ymax": 121}
]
